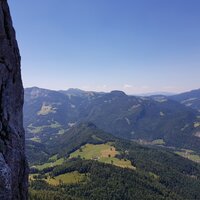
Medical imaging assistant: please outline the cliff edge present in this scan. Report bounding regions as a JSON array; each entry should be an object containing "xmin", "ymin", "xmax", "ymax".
[{"xmin": 0, "ymin": 0, "xmax": 28, "ymax": 199}]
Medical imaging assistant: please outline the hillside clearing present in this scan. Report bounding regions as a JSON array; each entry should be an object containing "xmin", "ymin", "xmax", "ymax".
[
  {"xmin": 46, "ymin": 171, "xmax": 87, "ymax": 186},
  {"xmin": 70, "ymin": 143, "xmax": 135, "ymax": 169},
  {"xmin": 33, "ymin": 158, "xmax": 64, "ymax": 170},
  {"xmin": 175, "ymin": 149, "xmax": 200, "ymax": 163}
]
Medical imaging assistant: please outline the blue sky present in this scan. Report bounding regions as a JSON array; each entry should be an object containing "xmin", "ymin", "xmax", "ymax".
[{"xmin": 8, "ymin": 0, "xmax": 200, "ymax": 94}]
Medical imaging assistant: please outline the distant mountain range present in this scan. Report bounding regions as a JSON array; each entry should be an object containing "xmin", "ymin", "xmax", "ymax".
[
  {"xmin": 24, "ymin": 87, "xmax": 200, "ymax": 155},
  {"xmin": 136, "ymin": 91, "xmax": 176, "ymax": 96},
  {"xmin": 25, "ymin": 87, "xmax": 200, "ymax": 199},
  {"xmin": 169, "ymin": 88, "xmax": 200, "ymax": 111}
]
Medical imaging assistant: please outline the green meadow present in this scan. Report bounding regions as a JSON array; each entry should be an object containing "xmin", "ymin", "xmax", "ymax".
[{"xmin": 70, "ymin": 143, "xmax": 135, "ymax": 169}]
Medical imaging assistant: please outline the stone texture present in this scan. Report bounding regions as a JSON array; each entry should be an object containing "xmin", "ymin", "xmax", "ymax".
[{"xmin": 0, "ymin": 0, "xmax": 28, "ymax": 199}]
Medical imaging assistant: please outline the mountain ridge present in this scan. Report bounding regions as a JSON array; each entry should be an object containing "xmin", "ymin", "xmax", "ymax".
[
  {"xmin": 169, "ymin": 88, "xmax": 200, "ymax": 112},
  {"xmin": 24, "ymin": 87, "xmax": 200, "ymax": 157}
]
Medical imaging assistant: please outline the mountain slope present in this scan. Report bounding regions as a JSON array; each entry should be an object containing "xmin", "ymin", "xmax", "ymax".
[
  {"xmin": 47, "ymin": 122, "xmax": 116, "ymax": 156},
  {"xmin": 80, "ymin": 92, "xmax": 199, "ymax": 141},
  {"xmin": 29, "ymin": 123, "xmax": 200, "ymax": 200},
  {"xmin": 24, "ymin": 87, "xmax": 200, "ymax": 153},
  {"xmin": 170, "ymin": 88, "xmax": 200, "ymax": 112}
]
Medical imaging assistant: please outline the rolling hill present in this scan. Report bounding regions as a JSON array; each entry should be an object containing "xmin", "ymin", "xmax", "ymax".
[{"xmin": 28, "ymin": 123, "xmax": 200, "ymax": 200}]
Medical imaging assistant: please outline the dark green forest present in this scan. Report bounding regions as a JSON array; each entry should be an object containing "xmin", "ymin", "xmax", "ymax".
[{"xmin": 28, "ymin": 124, "xmax": 200, "ymax": 200}]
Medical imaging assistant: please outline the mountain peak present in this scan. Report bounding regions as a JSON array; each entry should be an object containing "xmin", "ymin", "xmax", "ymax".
[{"xmin": 110, "ymin": 90, "xmax": 127, "ymax": 96}]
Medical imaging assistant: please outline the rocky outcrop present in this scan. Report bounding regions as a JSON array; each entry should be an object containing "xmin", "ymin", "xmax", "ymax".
[{"xmin": 0, "ymin": 0, "xmax": 28, "ymax": 199}]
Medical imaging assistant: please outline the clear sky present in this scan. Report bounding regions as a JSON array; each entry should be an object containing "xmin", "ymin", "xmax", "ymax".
[{"xmin": 8, "ymin": 0, "xmax": 200, "ymax": 94}]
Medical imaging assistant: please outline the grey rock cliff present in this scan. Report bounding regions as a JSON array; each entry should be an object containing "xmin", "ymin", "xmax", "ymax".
[{"xmin": 0, "ymin": 0, "xmax": 28, "ymax": 199}]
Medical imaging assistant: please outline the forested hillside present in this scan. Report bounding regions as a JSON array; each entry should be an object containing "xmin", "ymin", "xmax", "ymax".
[
  {"xmin": 24, "ymin": 87, "xmax": 200, "ymax": 155},
  {"xmin": 28, "ymin": 123, "xmax": 200, "ymax": 200}
]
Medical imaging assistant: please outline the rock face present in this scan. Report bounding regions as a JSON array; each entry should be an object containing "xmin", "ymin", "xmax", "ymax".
[{"xmin": 0, "ymin": 0, "xmax": 28, "ymax": 199}]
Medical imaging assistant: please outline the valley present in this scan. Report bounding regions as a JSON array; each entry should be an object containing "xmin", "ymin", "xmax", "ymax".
[
  {"xmin": 4, "ymin": 1, "xmax": 200, "ymax": 199},
  {"xmin": 25, "ymin": 87, "xmax": 200, "ymax": 200},
  {"xmin": 25, "ymin": 87, "xmax": 200, "ymax": 157}
]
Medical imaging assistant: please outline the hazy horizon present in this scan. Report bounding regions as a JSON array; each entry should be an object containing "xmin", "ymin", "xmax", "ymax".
[
  {"xmin": 25, "ymin": 85, "xmax": 200, "ymax": 96},
  {"xmin": 9, "ymin": 0, "xmax": 200, "ymax": 94},
  {"xmin": 24, "ymin": 84, "xmax": 199, "ymax": 95}
]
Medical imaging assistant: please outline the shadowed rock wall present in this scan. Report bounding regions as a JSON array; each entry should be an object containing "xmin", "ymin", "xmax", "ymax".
[{"xmin": 0, "ymin": 0, "xmax": 28, "ymax": 199}]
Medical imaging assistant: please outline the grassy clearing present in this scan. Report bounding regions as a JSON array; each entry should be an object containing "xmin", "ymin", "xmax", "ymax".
[
  {"xmin": 37, "ymin": 104, "xmax": 57, "ymax": 115},
  {"xmin": 49, "ymin": 154, "xmax": 58, "ymax": 162},
  {"xmin": 49, "ymin": 121, "xmax": 61, "ymax": 128},
  {"xmin": 194, "ymin": 122, "xmax": 200, "ymax": 128},
  {"xmin": 70, "ymin": 143, "xmax": 135, "ymax": 169},
  {"xmin": 29, "ymin": 172, "xmax": 87, "ymax": 186},
  {"xmin": 99, "ymin": 157, "xmax": 134, "ymax": 169},
  {"xmin": 27, "ymin": 124, "xmax": 44, "ymax": 134},
  {"xmin": 29, "ymin": 137, "xmax": 41, "ymax": 143},
  {"xmin": 29, "ymin": 174, "xmax": 39, "ymax": 181},
  {"xmin": 195, "ymin": 132, "xmax": 200, "ymax": 137},
  {"xmin": 57, "ymin": 129, "xmax": 65, "ymax": 135},
  {"xmin": 175, "ymin": 149, "xmax": 200, "ymax": 163},
  {"xmin": 33, "ymin": 158, "xmax": 64, "ymax": 170},
  {"xmin": 151, "ymin": 139, "xmax": 165, "ymax": 145},
  {"xmin": 27, "ymin": 122, "xmax": 61, "ymax": 134},
  {"xmin": 46, "ymin": 171, "xmax": 87, "ymax": 186},
  {"xmin": 70, "ymin": 143, "xmax": 118, "ymax": 160},
  {"xmin": 135, "ymin": 139, "xmax": 165, "ymax": 146}
]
